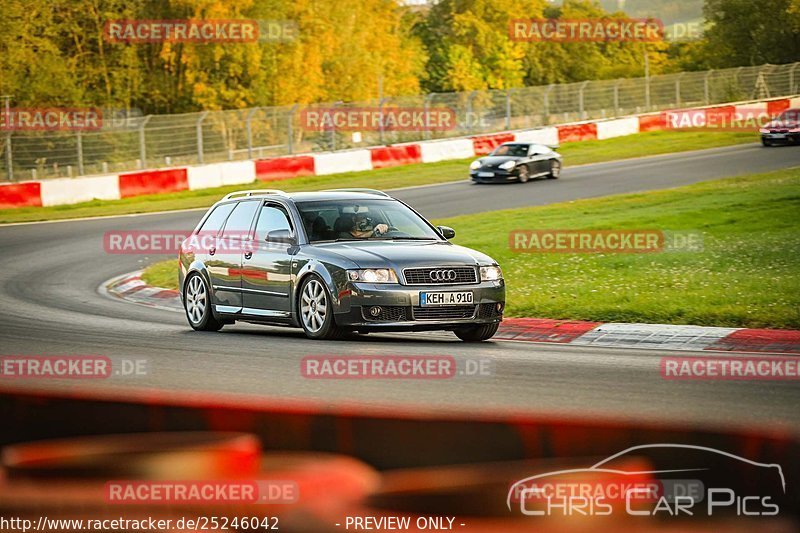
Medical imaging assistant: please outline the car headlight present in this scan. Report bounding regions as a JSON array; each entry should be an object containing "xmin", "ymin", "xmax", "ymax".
[
  {"xmin": 348, "ymin": 269, "xmax": 398, "ymax": 283},
  {"xmin": 759, "ymin": 128, "xmax": 770, "ymax": 134},
  {"xmin": 470, "ymin": 160, "xmax": 482, "ymax": 170},
  {"xmin": 480, "ymin": 265, "xmax": 503, "ymax": 281},
  {"xmin": 499, "ymin": 161, "xmax": 516, "ymax": 171}
]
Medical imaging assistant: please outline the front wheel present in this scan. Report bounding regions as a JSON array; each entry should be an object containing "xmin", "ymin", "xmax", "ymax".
[
  {"xmin": 184, "ymin": 273, "xmax": 224, "ymax": 331},
  {"xmin": 548, "ymin": 160, "xmax": 562, "ymax": 178},
  {"xmin": 298, "ymin": 276, "xmax": 347, "ymax": 340},
  {"xmin": 454, "ymin": 322, "xmax": 500, "ymax": 342},
  {"xmin": 762, "ymin": 139, "xmax": 772, "ymax": 147},
  {"xmin": 517, "ymin": 165, "xmax": 530, "ymax": 183}
]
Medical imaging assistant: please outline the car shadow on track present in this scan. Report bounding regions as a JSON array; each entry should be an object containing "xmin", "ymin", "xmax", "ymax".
[{"xmin": 206, "ymin": 325, "xmax": 469, "ymax": 345}]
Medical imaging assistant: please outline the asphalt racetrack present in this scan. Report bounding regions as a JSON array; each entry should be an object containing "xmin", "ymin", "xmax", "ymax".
[{"xmin": 1, "ymin": 143, "xmax": 799, "ymax": 433}]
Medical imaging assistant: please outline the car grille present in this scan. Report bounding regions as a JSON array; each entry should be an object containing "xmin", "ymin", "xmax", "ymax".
[
  {"xmin": 362, "ymin": 305, "xmax": 408, "ymax": 322},
  {"xmin": 476, "ymin": 302, "xmax": 503, "ymax": 319},
  {"xmin": 412, "ymin": 305, "xmax": 476, "ymax": 320},
  {"xmin": 403, "ymin": 267, "xmax": 478, "ymax": 285}
]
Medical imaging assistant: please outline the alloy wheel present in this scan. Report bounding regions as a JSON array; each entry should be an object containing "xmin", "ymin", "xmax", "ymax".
[
  {"xmin": 186, "ymin": 275, "xmax": 207, "ymax": 325},
  {"xmin": 301, "ymin": 279, "xmax": 328, "ymax": 333}
]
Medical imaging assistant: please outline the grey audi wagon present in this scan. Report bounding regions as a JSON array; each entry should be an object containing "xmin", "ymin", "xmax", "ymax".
[{"xmin": 179, "ymin": 189, "xmax": 505, "ymax": 341}]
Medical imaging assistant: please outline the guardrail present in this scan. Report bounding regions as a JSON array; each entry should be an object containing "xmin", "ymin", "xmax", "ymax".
[{"xmin": 1, "ymin": 62, "xmax": 798, "ymax": 182}]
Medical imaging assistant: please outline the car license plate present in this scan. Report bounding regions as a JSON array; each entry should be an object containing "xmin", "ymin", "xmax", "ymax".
[
  {"xmin": 771, "ymin": 133, "xmax": 787, "ymax": 139},
  {"xmin": 477, "ymin": 172, "xmax": 494, "ymax": 178},
  {"xmin": 420, "ymin": 291, "xmax": 474, "ymax": 306}
]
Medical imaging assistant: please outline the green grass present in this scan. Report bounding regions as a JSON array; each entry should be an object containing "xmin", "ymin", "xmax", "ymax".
[
  {"xmin": 444, "ymin": 167, "xmax": 800, "ymax": 329},
  {"xmin": 0, "ymin": 130, "xmax": 754, "ymax": 224},
  {"xmin": 140, "ymin": 259, "xmax": 178, "ymax": 290},
  {"xmin": 143, "ymin": 166, "xmax": 800, "ymax": 329}
]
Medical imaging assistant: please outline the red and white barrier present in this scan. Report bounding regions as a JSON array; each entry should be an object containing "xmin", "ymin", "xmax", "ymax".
[
  {"xmin": 369, "ymin": 145, "xmax": 422, "ymax": 169},
  {"xmin": 596, "ymin": 117, "xmax": 639, "ymax": 140},
  {"xmin": 187, "ymin": 161, "xmax": 258, "ymax": 190},
  {"xmin": 1, "ymin": 96, "xmax": 796, "ymax": 210},
  {"xmin": 0, "ymin": 182, "xmax": 42, "ymax": 209},
  {"xmin": 255, "ymin": 156, "xmax": 314, "ymax": 181},
  {"xmin": 40, "ymin": 175, "xmax": 120, "ymax": 206},
  {"xmin": 471, "ymin": 133, "xmax": 515, "ymax": 155},
  {"xmin": 119, "ymin": 168, "xmax": 188, "ymax": 198},
  {"xmin": 219, "ymin": 161, "xmax": 257, "ymax": 186},
  {"xmin": 638, "ymin": 113, "xmax": 667, "ymax": 132},
  {"xmin": 419, "ymin": 138, "xmax": 475, "ymax": 163},
  {"xmin": 187, "ymin": 165, "xmax": 224, "ymax": 190},
  {"xmin": 513, "ymin": 126, "xmax": 559, "ymax": 146},
  {"xmin": 312, "ymin": 150, "xmax": 372, "ymax": 175},
  {"xmin": 557, "ymin": 122, "xmax": 598, "ymax": 143}
]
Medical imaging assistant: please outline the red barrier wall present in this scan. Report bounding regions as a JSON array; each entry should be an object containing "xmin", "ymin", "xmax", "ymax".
[
  {"xmin": 369, "ymin": 145, "xmax": 422, "ymax": 169},
  {"xmin": 255, "ymin": 156, "xmax": 315, "ymax": 181},
  {"xmin": 557, "ymin": 123, "xmax": 598, "ymax": 143},
  {"xmin": 638, "ymin": 113, "xmax": 668, "ymax": 132},
  {"xmin": 119, "ymin": 168, "xmax": 188, "ymax": 199},
  {"xmin": 471, "ymin": 133, "xmax": 515, "ymax": 155},
  {"xmin": 705, "ymin": 105, "xmax": 736, "ymax": 127},
  {"xmin": 767, "ymin": 99, "xmax": 791, "ymax": 116},
  {"xmin": 0, "ymin": 182, "xmax": 42, "ymax": 208}
]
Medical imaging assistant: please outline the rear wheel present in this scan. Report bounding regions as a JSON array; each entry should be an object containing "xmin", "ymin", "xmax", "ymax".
[
  {"xmin": 454, "ymin": 322, "xmax": 500, "ymax": 342},
  {"xmin": 517, "ymin": 164, "xmax": 530, "ymax": 183},
  {"xmin": 184, "ymin": 273, "xmax": 224, "ymax": 332},
  {"xmin": 298, "ymin": 276, "xmax": 347, "ymax": 340},
  {"xmin": 548, "ymin": 160, "xmax": 562, "ymax": 178}
]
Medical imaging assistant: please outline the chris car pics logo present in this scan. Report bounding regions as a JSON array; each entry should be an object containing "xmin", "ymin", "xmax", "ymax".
[{"xmin": 507, "ymin": 444, "xmax": 784, "ymax": 518}]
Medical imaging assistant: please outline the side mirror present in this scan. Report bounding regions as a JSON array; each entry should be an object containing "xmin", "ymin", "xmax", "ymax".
[
  {"xmin": 266, "ymin": 229, "xmax": 294, "ymax": 244},
  {"xmin": 437, "ymin": 226, "xmax": 456, "ymax": 239}
]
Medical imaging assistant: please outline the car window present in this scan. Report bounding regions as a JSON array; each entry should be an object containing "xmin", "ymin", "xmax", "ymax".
[
  {"xmin": 492, "ymin": 144, "xmax": 528, "ymax": 157},
  {"xmin": 529, "ymin": 144, "xmax": 552, "ymax": 156},
  {"xmin": 255, "ymin": 204, "xmax": 293, "ymax": 241},
  {"xmin": 197, "ymin": 202, "xmax": 235, "ymax": 235},
  {"xmin": 220, "ymin": 200, "xmax": 259, "ymax": 240},
  {"xmin": 296, "ymin": 199, "xmax": 440, "ymax": 242}
]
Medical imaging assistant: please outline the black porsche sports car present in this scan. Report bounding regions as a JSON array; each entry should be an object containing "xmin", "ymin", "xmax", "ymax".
[{"xmin": 469, "ymin": 142, "xmax": 562, "ymax": 183}]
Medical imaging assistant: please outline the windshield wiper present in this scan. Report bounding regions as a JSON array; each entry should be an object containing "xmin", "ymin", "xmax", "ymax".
[
  {"xmin": 313, "ymin": 238, "xmax": 362, "ymax": 243},
  {"xmin": 385, "ymin": 237, "xmax": 438, "ymax": 241}
]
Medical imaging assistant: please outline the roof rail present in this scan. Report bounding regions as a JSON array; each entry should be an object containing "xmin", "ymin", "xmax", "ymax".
[
  {"xmin": 322, "ymin": 188, "xmax": 391, "ymax": 197},
  {"xmin": 222, "ymin": 189, "xmax": 286, "ymax": 200}
]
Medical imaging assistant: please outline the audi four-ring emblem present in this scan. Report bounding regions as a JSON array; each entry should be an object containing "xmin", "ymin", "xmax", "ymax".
[{"xmin": 429, "ymin": 269, "xmax": 458, "ymax": 281}]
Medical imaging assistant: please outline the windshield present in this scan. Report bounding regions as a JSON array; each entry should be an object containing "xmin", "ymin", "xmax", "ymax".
[
  {"xmin": 296, "ymin": 198, "xmax": 441, "ymax": 242},
  {"xmin": 777, "ymin": 109, "xmax": 799, "ymax": 122},
  {"xmin": 491, "ymin": 144, "xmax": 528, "ymax": 157}
]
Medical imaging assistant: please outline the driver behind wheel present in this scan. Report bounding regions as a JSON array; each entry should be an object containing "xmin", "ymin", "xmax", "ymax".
[{"xmin": 337, "ymin": 213, "xmax": 388, "ymax": 238}]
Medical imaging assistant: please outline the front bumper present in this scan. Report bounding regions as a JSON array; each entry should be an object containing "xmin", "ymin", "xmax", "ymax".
[
  {"xmin": 335, "ymin": 280, "xmax": 505, "ymax": 330},
  {"xmin": 762, "ymin": 132, "xmax": 800, "ymax": 144},
  {"xmin": 470, "ymin": 168, "xmax": 518, "ymax": 183}
]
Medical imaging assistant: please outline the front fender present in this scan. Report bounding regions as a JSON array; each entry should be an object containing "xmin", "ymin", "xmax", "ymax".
[{"xmin": 294, "ymin": 260, "xmax": 350, "ymax": 320}]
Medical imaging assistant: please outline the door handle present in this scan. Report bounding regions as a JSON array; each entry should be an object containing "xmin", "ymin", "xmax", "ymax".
[
  {"xmin": 244, "ymin": 251, "xmax": 253, "ymax": 260},
  {"xmin": 209, "ymin": 246, "xmax": 216, "ymax": 256}
]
